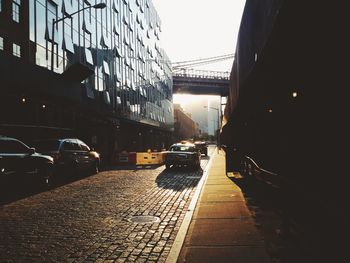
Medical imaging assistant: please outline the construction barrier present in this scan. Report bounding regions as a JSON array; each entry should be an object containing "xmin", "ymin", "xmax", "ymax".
[
  {"xmin": 112, "ymin": 151, "xmax": 137, "ymax": 165},
  {"xmin": 136, "ymin": 151, "xmax": 167, "ymax": 165}
]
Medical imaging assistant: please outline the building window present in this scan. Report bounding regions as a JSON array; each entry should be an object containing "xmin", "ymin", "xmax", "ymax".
[
  {"xmin": 12, "ymin": 0, "xmax": 21, "ymax": 23},
  {"xmin": 0, "ymin": 37, "xmax": 3, "ymax": 50},
  {"xmin": 85, "ymin": 48, "xmax": 94, "ymax": 65},
  {"xmin": 13, "ymin": 43, "xmax": 21, "ymax": 57}
]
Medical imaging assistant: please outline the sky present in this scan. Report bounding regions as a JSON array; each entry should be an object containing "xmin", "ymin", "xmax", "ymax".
[{"xmin": 152, "ymin": 0, "xmax": 246, "ymax": 73}]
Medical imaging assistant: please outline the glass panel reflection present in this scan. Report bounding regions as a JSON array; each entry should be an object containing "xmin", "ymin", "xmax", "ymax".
[
  {"xmin": 27, "ymin": 0, "xmax": 173, "ymax": 127},
  {"xmin": 85, "ymin": 48, "xmax": 94, "ymax": 64}
]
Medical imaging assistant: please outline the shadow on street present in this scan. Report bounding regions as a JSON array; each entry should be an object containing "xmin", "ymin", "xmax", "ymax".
[
  {"xmin": 155, "ymin": 166, "xmax": 203, "ymax": 190},
  {"xmin": 103, "ymin": 164, "xmax": 164, "ymax": 172},
  {"xmin": 0, "ymin": 180, "xmax": 49, "ymax": 205},
  {"xmin": 0, "ymin": 171, "xmax": 94, "ymax": 205}
]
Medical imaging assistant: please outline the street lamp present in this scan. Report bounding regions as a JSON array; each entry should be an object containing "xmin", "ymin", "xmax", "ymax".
[
  {"xmin": 204, "ymin": 105, "xmax": 220, "ymax": 132},
  {"xmin": 50, "ymin": 2, "xmax": 106, "ymax": 71},
  {"xmin": 204, "ymin": 105, "xmax": 220, "ymax": 146}
]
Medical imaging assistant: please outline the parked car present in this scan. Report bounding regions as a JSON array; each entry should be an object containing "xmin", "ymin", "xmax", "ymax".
[
  {"xmin": 0, "ymin": 135, "xmax": 54, "ymax": 186},
  {"xmin": 194, "ymin": 141, "xmax": 208, "ymax": 156},
  {"xmin": 165, "ymin": 142, "xmax": 201, "ymax": 170},
  {"xmin": 31, "ymin": 138, "xmax": 100, "ymax": 177}
]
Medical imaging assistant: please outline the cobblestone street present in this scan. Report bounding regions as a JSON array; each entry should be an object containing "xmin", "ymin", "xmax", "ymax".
[{"xmin": 0, "ymin": 154, "xmax": 211, "ymax": 263}]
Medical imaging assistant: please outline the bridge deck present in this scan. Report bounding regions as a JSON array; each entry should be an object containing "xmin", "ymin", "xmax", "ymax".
[{"xmin": 172, "ymin": 74, "xmax": 229, "ymax": 96}]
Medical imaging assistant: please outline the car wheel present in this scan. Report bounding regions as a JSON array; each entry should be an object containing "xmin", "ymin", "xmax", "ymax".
[
  {"xmin": 39, "ymin": 165, "xmax": 54, "ymax": 188},
  {"xmin": 91, "ymin": 160, "xmax": 100, "ymax": 174}
]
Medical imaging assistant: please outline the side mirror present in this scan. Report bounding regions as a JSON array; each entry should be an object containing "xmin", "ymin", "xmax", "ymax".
[{"xmin": 28, "ymin": 148, "xmax": 36, "ymax": 155}]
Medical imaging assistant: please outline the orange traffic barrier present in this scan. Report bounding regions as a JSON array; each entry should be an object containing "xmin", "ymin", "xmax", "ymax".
[{"xmin": 136, "ymin": 151, "xmax": 166, "ymax": 165}]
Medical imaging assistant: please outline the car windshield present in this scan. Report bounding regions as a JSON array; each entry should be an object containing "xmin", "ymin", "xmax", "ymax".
[
  {"xmin": 33, "ymin": 140, "xmax": 60, "ymax": 151},
  {"xmin": 170, "ymin": 146, "xmax": 195, "ymax": 152},
  {"xmin": 0, "ymin": 139, "xmax": 29, "ymax": 153}
]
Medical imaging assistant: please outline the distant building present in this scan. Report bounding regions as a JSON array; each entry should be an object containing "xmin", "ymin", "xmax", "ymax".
[
  {"xmin": 182, "ymin": 98, "xmax": 208, "ymax": 135},
  {"xmin": 0, "ymin": 0, "xmax": 173, "ymax": 164},
  {"xmin": 182, "ymin": 97, "xmax": 220, "ymax": 136},
  {"xmin": 173, "ymin": 104, "xmax": 198, "ymax": 142}
]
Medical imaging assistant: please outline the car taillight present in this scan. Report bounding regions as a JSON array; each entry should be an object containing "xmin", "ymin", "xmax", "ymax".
[{"xmin": 52, "ymin": 152, "xmax": 61, "ymax": 161}]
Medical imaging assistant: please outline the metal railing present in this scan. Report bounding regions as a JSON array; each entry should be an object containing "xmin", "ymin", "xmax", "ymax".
[
  {"xmin": 172, "ymin": 69, "xmax": 230, "ymax": 80},
  {"xmin": 240, "ymin": 155, "xmax": 283, "ymax": 189}
]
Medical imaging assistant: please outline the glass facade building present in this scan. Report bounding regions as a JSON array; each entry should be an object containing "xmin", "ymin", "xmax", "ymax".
[
  {"xmin": 0, "ymin": 0, "xmax": 174, "ymax": 163},
  {"xmin": 30, "ymin": 0, "xmax": 173, "ymax": 127}
]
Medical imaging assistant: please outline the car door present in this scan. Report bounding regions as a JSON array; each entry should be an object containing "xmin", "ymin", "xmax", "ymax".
[
  {"xmin": 74, "ymin": 139, "xmax": 92, "ymax": 170},
  {"xmin": 0, "ymin": 139, "xmax": 36, "ymax": 178},
  {"xmin": 60, "ymin": 139, "xmax": 80, "ymax": 170}
]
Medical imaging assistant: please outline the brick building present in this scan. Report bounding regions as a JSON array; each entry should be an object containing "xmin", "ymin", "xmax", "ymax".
[{"xmin": 173, "ymin": 104, "xmax": 198, "ymax": 142}]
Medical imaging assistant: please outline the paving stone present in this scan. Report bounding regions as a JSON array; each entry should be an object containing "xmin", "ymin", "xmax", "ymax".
[{"xmin": 0, "ymin": 157, "xmax": 210, "ymax": 262}]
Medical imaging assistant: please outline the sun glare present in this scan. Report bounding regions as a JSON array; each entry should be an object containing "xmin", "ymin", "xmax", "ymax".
[{"xmin": 173, "ymin": 94, "xmax": 219, "ymax": 109}]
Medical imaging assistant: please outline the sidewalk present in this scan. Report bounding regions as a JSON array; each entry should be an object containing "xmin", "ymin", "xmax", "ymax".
[{"xmin": 168, "ymin": 149, "xmax": 271, "ymax": 263}]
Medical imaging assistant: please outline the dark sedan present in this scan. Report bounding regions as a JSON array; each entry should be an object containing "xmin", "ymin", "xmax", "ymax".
[
  {"xmin": 194, "ymin": 141, "xmax": 208, "ymax": 156},
  {"xmin": 0, "ymin": 135, "xmax": 54, "ymax": 187},
  {"xmin": 32, "ymin": 138, "xmax": 100, "ymax": 177},
  {"xmin": 165, "ymin": 143, "xmax": 201, "ymax": 170}
]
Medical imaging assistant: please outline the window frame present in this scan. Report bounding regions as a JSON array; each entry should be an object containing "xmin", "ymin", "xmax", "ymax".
[
  {"xmin": 0, "ymin": 36, "xmax": 3, "ymax": 50},
  {"xmin": 12, "ymin": 43, "xmax": 21, "ymax": 57},
  {"xmin": 12, "ymin": 0, "xmax": 21, "ymax": 23}
]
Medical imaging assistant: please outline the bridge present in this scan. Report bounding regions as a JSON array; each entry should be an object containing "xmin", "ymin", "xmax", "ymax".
[{"xmin": 172, "ymin": 69, "xmax": 230, "ymax": 96}]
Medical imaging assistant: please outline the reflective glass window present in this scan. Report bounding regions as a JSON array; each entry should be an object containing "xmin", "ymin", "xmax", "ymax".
[
  {"xmin": 0, "ymin": 37, "xmax": 3, "ymax": 50},
  {"xmin": 97, "ymin": 67, "xmax": 104, "ymax": 91},
  {"xmin": 12, "ymin": 0, "xmax": 21, "ymax": 23},
  {"xmin": 114, "ymin": 16, "xmax": 120, "ymax": 36},
  {"xmin": 103, "ymin": 91, "xmax": 111, "ymax": 104},
  {"xmin": 113, "ymin": 0, "xmax": 119, "ymax": 12},
  {"xmin": 63, "ymin": 34, "xmax": 74, "ymax": 53},
  {"xmin": 85, "ymin": 32, "xmax": 91, "ymax": 48},
  {"xmin": 85, "ymin": 48, "xmax": 93, "ymax": 65},
  {"xmin": 83, "ymin": 8, "xmax": 92, "ymax": 34},
  {"xmin": 115, "ymin": 56, "xmax": 122, "ymax": 81},
  {"xmin": 103, "ymin": 61, "xmax": 110, "ymax": 75},
  {"xmin": 35, "ymin": 45, "xmax": 47, "ymax": 67},
  {"xmin": 85, "ymin": 76, "xmax": 95, "ymax": 98},
  {"xmin": 29, "ymin": 0, "xmax": 35, "ymax": 41},
  {"xmin": 102, "ymin": 30, "xmax": 111, "ymax": 48},
  {"xmin": 62, "ymin": 0, "xmax": 73, "ymax": 16},
  {"xmin": 36, "ymin": 2, "xmax": 46, "ymax": 47},
  {"xmin": 45, "ymin": 21, "xmax": 58, "ymax": 43},
  {"xmin": 13, "ymin": 43, "xmax": 21, "ymax": 57},
  {"xmin": 100, "ymin": 34, "xmax": 109, "ymax": 48}
]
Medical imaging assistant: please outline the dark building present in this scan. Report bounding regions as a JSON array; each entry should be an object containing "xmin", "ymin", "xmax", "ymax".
[
  {"xmin": 0, "ymin": 0, "xmax": 174, "ymax": 164},
  {"xmin": 221, "ymin": 0, "xmax": 347, "ymax": 260},
  {"xmin": 173, "ymin": 104, "xmax": 198, "ymax": 142}
]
